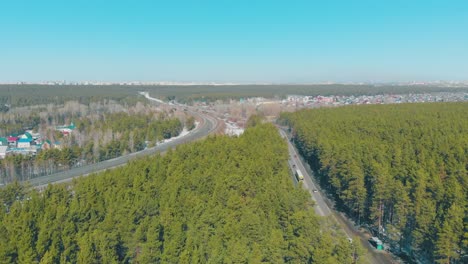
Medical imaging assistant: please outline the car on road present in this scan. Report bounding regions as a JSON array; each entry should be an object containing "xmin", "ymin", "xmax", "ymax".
[
  {"xmin": 313, "ymin": 189, "xmax": 318, "ymax": 193},
  {"xmin": 292, "ymin": 164, "xmax": 296, "ymax": 168}
]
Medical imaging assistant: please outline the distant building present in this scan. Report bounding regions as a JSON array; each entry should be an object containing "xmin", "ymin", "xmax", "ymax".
[
  {"xmin": 17, "ymin": 138, "xmax": 32, "ymax": 148},
  {"xmin": 25, "ymin": 130, "xmax": 40, "ymax": 140},
  {"xmin": 316, "ymin": 96, "xmax": 334, "ymax": 103},
  {"xmin": 0, "ymin": 146, "xmax": 8, "ymax": 159},
  {"xmin": 20, "ymin": 132, "xmax": 33, "ymax": 140},
  {"xmin": 7, "ymin": 136, "xmax": 19, "ymax": 146},
  {"xmin": 9, "ymin": 147, "xmax": 38, "ymax": 156},
  {"xmin": 0, "ymin": 137, "xmax": 7, "ymax": 146},
  {"xmin": 56, "ymin": 122, "xmax": 76, "ymax": 134}
]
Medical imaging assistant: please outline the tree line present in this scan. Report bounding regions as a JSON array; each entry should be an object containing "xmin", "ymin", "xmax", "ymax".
[
  {"xmin": 280, "ymin": 103, "xmax": 468, "ymax": 263},
  {"xmin": 0, "ymin": 123, "xmax": 361, "ymax": 263},
  {"xmin": 2, "ymin": 84, "xmax": 467, "ymax": 109},
  {"xmin": 0, "ymin": 85, "xmax": 144, "ymax": 110}
]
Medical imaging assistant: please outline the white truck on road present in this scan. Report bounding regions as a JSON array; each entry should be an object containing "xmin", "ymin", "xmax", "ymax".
[{"xmin": 295, "ymin": 169, "xmax": 304, "ymax": 181}]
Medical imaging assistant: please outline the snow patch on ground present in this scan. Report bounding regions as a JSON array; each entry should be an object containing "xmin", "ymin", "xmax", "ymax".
[
  {"xmin": 158, "ymin": 121, "xmax": 199, "ymax": 144},
  {"xmin": 225, "ymin": 121, "xmax": 244, "ymax": 136},
  {"xmin": 159, "ymin": 128, "xmax": 189, "ymax": 144},
  {"xmin": 139, "ymin": 91, "xmax": 165, "ymax": 104}
]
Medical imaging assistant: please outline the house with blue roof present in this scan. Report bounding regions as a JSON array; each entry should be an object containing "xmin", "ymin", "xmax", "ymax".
[{"xmin": 17, "ymin": 138, "xmax": 32, "ymax": 148}]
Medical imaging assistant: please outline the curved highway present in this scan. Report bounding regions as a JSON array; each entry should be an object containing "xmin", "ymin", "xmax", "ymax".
[{"xmin": 23, "ymin": 96, "xmax": 218, "ymax": 189}]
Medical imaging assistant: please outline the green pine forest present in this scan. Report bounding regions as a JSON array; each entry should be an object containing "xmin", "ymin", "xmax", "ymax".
[
  {"xmin": 0, "ymin": 123, "xmax": 358, "ymax": 263},
  {"xmin": 280, "ymin": 103, "xmax": 468, "ymax": 263}
]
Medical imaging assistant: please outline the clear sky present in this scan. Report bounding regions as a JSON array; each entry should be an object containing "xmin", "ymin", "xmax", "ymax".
[{"xmin": 1, "ymin": 0, "xmax": 467, "ymax": 83}]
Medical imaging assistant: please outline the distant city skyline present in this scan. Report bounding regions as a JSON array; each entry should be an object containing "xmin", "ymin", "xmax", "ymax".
[
  {"xmin": 1, "ymin": 0, "xmax": 467, "ymax": 83},
  {"xmin": 3, "ymin": 79, "xmax": 468, "ymax": 86}
]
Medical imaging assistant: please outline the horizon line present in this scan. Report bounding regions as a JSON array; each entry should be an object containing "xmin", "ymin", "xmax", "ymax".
[{"xmin": 1, "ymin": 80, "xmax": 468, "ymax": 86}]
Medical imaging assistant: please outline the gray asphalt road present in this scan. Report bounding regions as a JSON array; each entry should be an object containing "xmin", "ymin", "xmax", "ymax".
[
  {"xmin": 279, "ymin": 127, "xmax": 398, "ymax": 264},
  {"xmin": 280, "ymin": 129, "xmax": 332, "ymax": 217},
  {"xmin": 27, "ymin": 109, "xmax": 217, "ymax": 189}
]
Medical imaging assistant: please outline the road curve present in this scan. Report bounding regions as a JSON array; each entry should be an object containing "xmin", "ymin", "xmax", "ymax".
[{"xmin": 20, "ymin": 99, "xmax": 218, "ymax": 189}]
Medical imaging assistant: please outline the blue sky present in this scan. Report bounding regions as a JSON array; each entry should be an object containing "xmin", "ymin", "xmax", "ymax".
[{"xmin": 0, "ymin": 0, "xmax": 467, "ymax": 83}]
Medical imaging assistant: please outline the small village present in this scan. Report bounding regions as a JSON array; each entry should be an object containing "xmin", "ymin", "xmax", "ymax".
[
  {"xmin": 0, "ymin": 123, "xmax": 75, "ymax": 159},
  {"xmin": 198, "ymin": 91, "xmax": 468, "ymax": 137}
]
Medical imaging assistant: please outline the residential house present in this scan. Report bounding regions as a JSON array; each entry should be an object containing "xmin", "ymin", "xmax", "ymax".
[
  {"xmin": 0, "ymin": 137, "xmax": 7, "ymax": 146},
  {"xmin": 25, "ymin": 130, "xmax": 40, "ymax": 140},
  {"xmin": 20, "ymin": 132, "xmax": 33, "ymax": 140},
  {"xmin": 17, "ymin": 138, "xmax": 32, "ymax": 148},
  {"xmin": 56, "ymin": 122, "xmax": 76, "ymax": 134},
  {"xmin": 7, "ymin": 136, "xmax": 19, "ymax": 147}
]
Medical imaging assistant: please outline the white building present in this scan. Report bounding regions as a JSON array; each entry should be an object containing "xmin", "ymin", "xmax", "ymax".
[
  {"xmin": 17, "ymin": 139, "xmax": 31, "ymax": 148},
  {"xmin": 0, "ymin": 146, "xmax": 8, "ymax": 159}
]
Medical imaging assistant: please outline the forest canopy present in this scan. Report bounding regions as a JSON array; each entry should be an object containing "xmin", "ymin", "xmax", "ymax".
[
  {"xmin": 0, "ymin": 124, "xmax": 356, "ymax": 263},
  {"xmin": 280, "ymin": 103, "xmax": 468, "ymax": 263}
]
